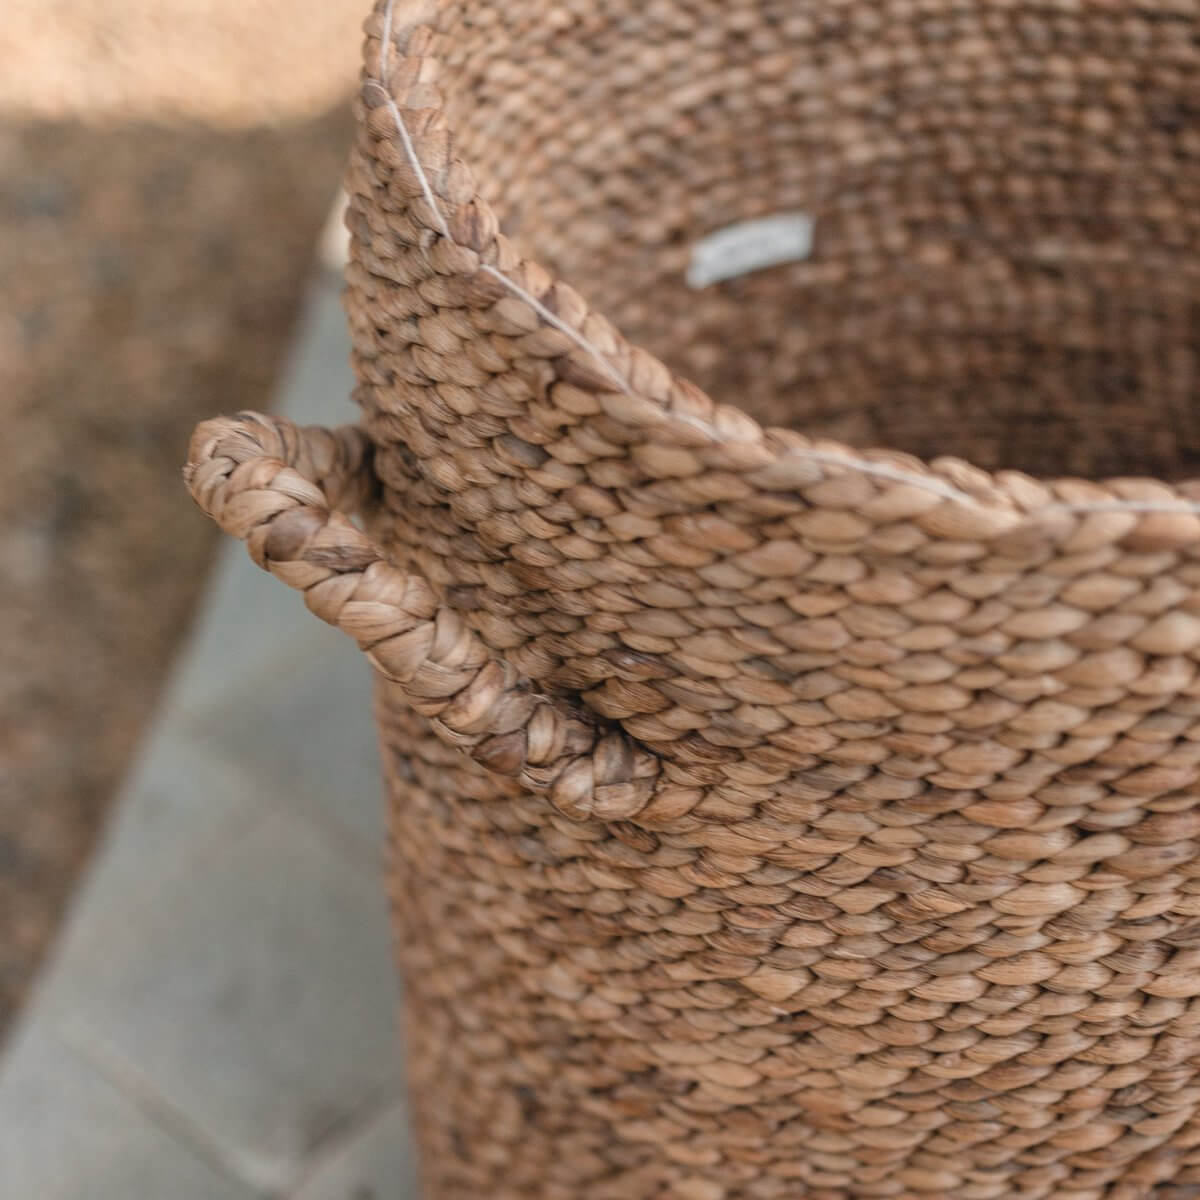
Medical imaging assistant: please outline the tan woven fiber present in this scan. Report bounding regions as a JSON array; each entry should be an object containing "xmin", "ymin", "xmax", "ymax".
[{"xmin": 186, "ymin": 2, "xmax": 1200, "ymax": 1196}]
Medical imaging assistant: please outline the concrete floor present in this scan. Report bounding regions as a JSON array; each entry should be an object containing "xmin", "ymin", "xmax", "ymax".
[{"xmin": 0, "ymin": 275, "xmax": 419, "ymax": 1199}]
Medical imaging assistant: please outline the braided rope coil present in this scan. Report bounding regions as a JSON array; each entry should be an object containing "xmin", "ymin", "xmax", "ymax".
[{"xmin": 185, "ymin": 412, "xmax": 662, "ymax": 821}]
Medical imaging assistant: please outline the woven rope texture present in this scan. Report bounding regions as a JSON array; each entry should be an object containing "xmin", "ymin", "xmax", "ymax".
[{"xmin": 189, "ymin": 1, "xmax": 1200, "ymax": 1196}]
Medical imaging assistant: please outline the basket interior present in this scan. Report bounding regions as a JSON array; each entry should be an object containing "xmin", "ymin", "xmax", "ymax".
[{"xmin": 436, "ymin": 0, "xmax": 1200, "ymax": 482}]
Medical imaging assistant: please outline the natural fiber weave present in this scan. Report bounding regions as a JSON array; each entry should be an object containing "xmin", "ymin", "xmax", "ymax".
[{"xmin": 187, "ymin": 2, "xmax": 1200, "ymax": 1196}]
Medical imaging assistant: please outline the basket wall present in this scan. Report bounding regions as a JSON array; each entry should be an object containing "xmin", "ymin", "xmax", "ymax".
[{"xmin": 344, "ymin": 2, "xmax": 1200, "ymax": 1196}]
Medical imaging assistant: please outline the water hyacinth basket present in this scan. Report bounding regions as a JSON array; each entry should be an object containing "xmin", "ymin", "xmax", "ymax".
[{"xmin": 186, "ymin": 2, "xmax": 1200, "ymax": 1196}]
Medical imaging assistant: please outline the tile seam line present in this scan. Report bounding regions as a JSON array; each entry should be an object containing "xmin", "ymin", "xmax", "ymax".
[
  {"xmin": 281, "ymin": 1085, "xmax": 410, "ymax": 1198},
  {"xmin": 51, "ymin": 1021, "xmax": 269, "ymax": 1198}
]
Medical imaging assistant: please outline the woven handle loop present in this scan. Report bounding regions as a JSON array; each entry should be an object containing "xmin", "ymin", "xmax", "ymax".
[{"xmin": 184, "ymin": 412, "xmax": 661, "ymax": 822}]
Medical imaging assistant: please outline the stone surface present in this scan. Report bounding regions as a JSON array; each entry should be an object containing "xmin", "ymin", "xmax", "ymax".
[
  {"xmin": 193, "ymin": 639, "xmax": 385, "ymax": 856},
  {"xmin": 293, "ymin": 1099, "xmax": 420, "ymax": 1200},
  {"xmin": 0, "ymin": 1017, "xmax": 256, "ymax": 1200},
  {"xmin": 46, "ymin": 732, "xmax": 262, "ymax": 948},
  {"xmin": 60, "ymin": 811, "xmax": 402, "ymax": 1194}
]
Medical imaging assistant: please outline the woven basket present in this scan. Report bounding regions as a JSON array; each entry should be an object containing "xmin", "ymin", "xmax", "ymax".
[{"xmin": 185, "ymin": 2, "xmax": 1200, "ymax": 1196}]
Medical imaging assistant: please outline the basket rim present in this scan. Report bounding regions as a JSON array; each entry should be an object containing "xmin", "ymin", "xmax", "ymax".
[{"xmin": 360, "ymin": 0, "xmax": 1200, "ymax": 553}]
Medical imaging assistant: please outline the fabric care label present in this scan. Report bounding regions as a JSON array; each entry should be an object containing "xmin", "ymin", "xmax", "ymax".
[{"xmin": 687, "ymin": 213, "xmax": 815, "ymax": 288}]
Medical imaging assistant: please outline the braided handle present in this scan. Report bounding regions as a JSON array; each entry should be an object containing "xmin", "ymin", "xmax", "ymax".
[{"xmin": 184, "ymin": 412, "xmax": 661, "ymax": 822}]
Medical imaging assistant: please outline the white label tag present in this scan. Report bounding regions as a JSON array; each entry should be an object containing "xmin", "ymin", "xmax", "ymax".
[{"xmin": 687, "ymin": 213, "xmax": 815, "ymax": 288}]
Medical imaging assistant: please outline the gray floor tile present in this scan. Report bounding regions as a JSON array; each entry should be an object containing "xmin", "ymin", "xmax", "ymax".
[
  {"xmin": 166, "ymin": 543, "xmax": 331, "ymax": 721},
  {"xmin": 192, "ymin": 638, "xmax": 385, "ymax": 854},
  {"xmin": 47, "ymin": 732, "xmax": 261, "ymax": 952},
  {"xmin": 0, "ymin": 1017, "xmax": 254, "ymax": 1200},
  {"xmin": 274, "ymin": 272, "xmax": 359, "ymax": 430},
  {"xmin": 63, "ymin": 811, "xmax": 402, "ymax": 1195},
  {"xmin": 292, "ymin": 1099, "xmax": 419, "ymax": 1200}
]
